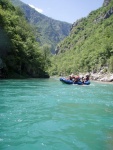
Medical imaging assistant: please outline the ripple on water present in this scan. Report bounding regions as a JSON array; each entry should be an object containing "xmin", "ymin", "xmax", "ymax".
[{"xmin": 0, "ymin": 79, "xmax": 113, "ymax": 150}]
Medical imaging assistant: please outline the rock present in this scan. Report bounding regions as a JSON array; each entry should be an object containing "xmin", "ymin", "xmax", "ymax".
[
  {"xmin": 103, "ymin": 7, "xmax": 113, "ymax": 19},
  {"xmin": 91, "ymin": 73, "xmax": 113, "ymax": 82},
  {"xmin": 100, "ymin": 76, "xmax": 109, "ymax": 82},
  {"xmin": 109, "ymin": 75, "xmax": 113, "ymax": 82},
  {"xmin": 103, "ymin": 0, "xmax": 111, "ymax": 7}
]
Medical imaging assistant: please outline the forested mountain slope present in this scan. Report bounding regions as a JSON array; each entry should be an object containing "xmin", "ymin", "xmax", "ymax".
[
  {"xmin": 49, "ymin": 0, "xmax": 113, "ymax": 75},
  {"xmin": 0, "ymin": 0, "xmax": 50, "ymax": 78},
  {"xmin": 10, "ymin": 0, "xmax": 71, "ymax": 53}
]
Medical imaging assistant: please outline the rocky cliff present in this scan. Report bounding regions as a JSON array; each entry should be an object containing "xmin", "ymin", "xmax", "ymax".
[{"xmin": 103, "ymin": 0, "xmax": 111, "ymax": 6}]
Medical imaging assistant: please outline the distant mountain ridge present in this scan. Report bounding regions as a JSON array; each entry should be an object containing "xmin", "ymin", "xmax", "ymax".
[{"xmin": 10, "ymin": 0, "xmax": 71, "ymax": 53}]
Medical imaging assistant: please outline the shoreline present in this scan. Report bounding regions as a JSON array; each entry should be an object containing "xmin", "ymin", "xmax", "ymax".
[
  {"xmin": 90, "ymin": 79, "xmax": 113, "ymax": 84},
  {"xmin": 90, "ymin": 73, "xmax": 113, "ymax": 83},
  {"xmin": 0, "ymin": 75, "xmax": 113, "ymax": 84},
  {"xmin": 51, "ymin": 74, "xmax": 113, "ymax": 84}
]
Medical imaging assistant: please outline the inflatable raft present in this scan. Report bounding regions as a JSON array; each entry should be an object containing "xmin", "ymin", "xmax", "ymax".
[{"xmin": 60, "ymin": 77, "xmax": 90, "ymax": 85}]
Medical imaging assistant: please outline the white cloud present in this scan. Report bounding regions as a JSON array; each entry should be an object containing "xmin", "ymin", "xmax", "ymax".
[{"xmin": 29, "ymin": 4, "xmax": 43, "ymax": 13}]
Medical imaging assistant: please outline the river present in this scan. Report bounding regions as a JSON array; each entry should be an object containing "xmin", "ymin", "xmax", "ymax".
[{"xmin": 0, "ymin": 78, "xmax": 113, "ymax": 150}]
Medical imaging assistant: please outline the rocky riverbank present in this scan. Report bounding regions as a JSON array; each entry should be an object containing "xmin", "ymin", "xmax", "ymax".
[
  {"xmin": 79, "ymin": 71, "xmax": 113, "ymax": 83},
  {"xmin": 90, "ymin": 73, "xmax": 113, "ymax": 82}
]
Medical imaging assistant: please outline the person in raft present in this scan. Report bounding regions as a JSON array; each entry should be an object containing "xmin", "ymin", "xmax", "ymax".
[
  {"xmin": 67, "ymin": 73, "xmax": 74, "ymax": 80},
  {"xmin": 68, "ymin": 73, "xmax": 80, "ymax": 83},
  {"xmin": 81, "ymin": 76, "xmax": 85, "ymax": 83},
  {"xmin": 85, "ymin": 74, "xmax": 90, "ymax": 81},
  {"xmin": 73, "ymin": 75, "xmax": 80, "ymax": 83},
  {"xmin": 81, "ymin": 74, "xmax": 90, "ymax": 83}
]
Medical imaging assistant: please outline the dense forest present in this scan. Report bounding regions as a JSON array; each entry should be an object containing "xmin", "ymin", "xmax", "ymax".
[
  {"xmin": 49, "ymin": 0, "xmax": 113, "ymax": 76},
  {"xmin": 0, "ymin": 0, "xmax": 50, "ymax": 78},
  {"xmin": 10, "ymin": 0, "xmax": 71, "ymax": 54}
]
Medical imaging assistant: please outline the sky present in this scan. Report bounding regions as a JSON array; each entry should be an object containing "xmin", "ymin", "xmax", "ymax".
[{"xmin": 20, "ymin": 0, "xmax": 104, "ymax": 23}]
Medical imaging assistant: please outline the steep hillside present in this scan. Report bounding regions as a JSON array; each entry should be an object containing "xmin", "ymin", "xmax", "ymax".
[
  {"xmin": 49, "ymin": 0, "xmax": 113, "ymax": 75},
  {"xmin": 0, "ymin": 0, "xmax": 50, "ymax": 78},
  {"xmin": 10, "ymin": 0, "xmax": 71, "ymax": 53}
]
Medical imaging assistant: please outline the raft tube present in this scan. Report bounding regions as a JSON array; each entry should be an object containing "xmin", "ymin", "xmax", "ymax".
[{"xmin": 60, "ymin": 77, "xmax": 90, "ymax": 85}]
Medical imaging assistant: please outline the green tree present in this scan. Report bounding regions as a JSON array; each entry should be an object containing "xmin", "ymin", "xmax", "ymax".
[{"xmin": 0, "ymin": 0, "xmax": 50, "ymax": 78}]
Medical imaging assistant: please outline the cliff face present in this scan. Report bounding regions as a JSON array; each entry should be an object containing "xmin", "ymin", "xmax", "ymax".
[
  {"xmin": 103, "ymin": 0, "xmax": 111, "ymax": 6},
  {"xmin": 69, "ymin": 0, "xmax": 113, "ymax": 33}
]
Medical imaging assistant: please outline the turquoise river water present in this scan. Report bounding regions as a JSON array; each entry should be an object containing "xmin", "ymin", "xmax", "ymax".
[{"xmin": 0, "ymin": 78, "xmax": 113, "ymax": 150}]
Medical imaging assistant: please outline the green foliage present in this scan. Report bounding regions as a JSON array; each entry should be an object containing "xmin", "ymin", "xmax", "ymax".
[
  {"xmin": 40, "ymin": 44, "xmax": 52, "ymax": 70},
  {"xmin": 0, "ymin": 0, "xmax": 50, "ymax": 78},
  {"xmin": 109, "ymin": 56, "xmax": 113, "ymax": 72},
  {"xmin": 49, "ymin": 0, "xmax": 113, "ymax": 75}
]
